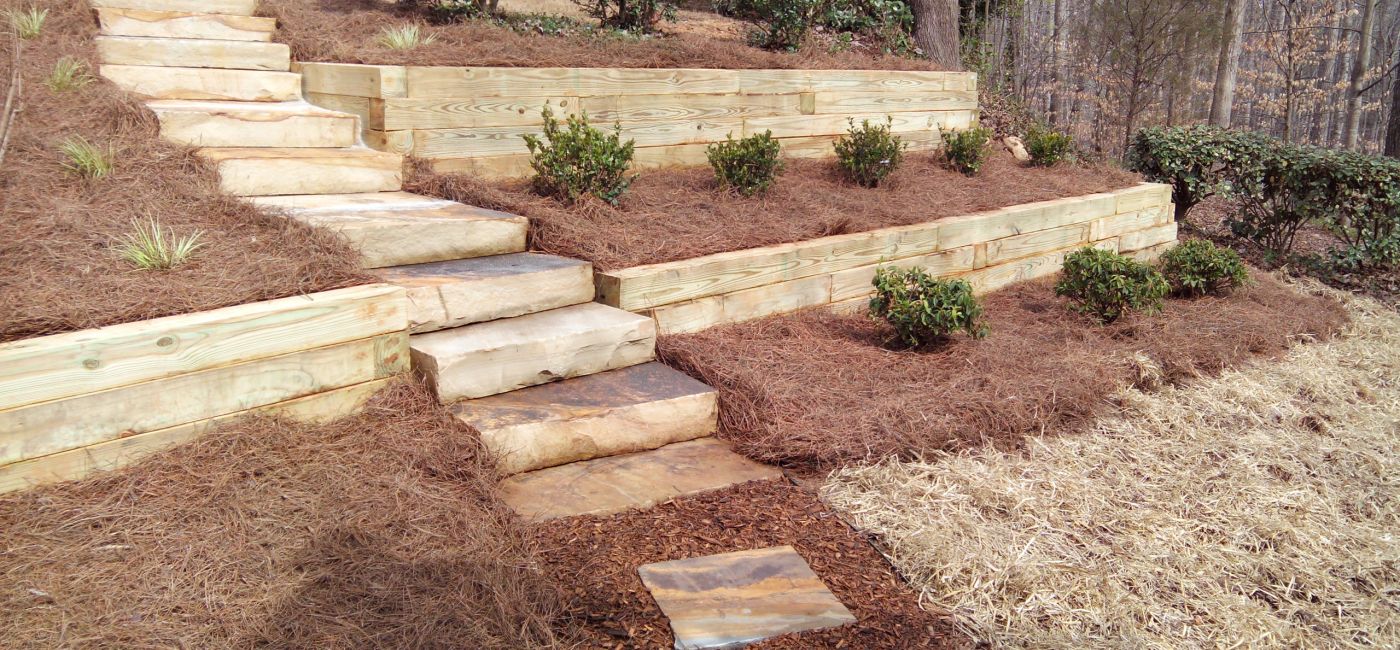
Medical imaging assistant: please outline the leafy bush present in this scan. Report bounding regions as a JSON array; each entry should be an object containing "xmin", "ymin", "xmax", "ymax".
[
  {"xmin": 869, "ymin": 266, "xmax": 988, "ymax": 347},
  {"xmin": 409, "ymin": 0, "xmax": 496, "ymax": 22},
  {"xmin": 1158, "ymin": 239, "xmax": 1249, "ymax": 297},
  {"xmin": 707, "ymin": 131, "xmax": 784, "ymax": 196},
  {"xmin": 939, "ymin": 125, "xmax": 992, "ymax": 176},
  {"xmin": 719, "ymin": 0, "xmax": 913, "ymax": 53},
  {"xmin": 522, "ymin": 107, "xmax": 636, "ymax": 205},
  {"xmin": 834, "ymin": 117, "xmax": 906, "ymax": 188},
  {"xmin": 575, "ymin": 0, "xmax": 676, "ymax": 32},
  {"xmin": 1309, "ymin": 150, "xmax": 1400, "ymax": 270},
  {"xmin": 1127, "ymin": 125, "xmax": 1235, "ymax": 221},
  {"xmin": 1055, "ymin": 247, "xmax": 1169, "ymax": 324},
  {"xmin": 723, "ymin": 0, "xmax": 820, "ymax": 50},
  {"xmin": 1024, "ymin": 125, "xmax": 1073, "ymax": 167}
]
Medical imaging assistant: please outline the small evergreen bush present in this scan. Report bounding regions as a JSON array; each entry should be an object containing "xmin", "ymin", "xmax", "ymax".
[
  {"xmin": 1158, "ymin": 239, "xmax": 1249, "ymax": 297},
  {"xmin": 731, "ymin": 0, "xmax": 820, "ymax": 50},
  {"xmin": 1024, "ymin": 125, "xmax": 1073, "ymax": 167},
  {"xmin": 576, "ymin": 0, "xmax": 676, "ymax": 32},
  {"xmin": 1055, "ymin": 247, "xmax": 1169, "ymax": 324},
  {"xmin": 869, "ymin": 266, "xmax": 988, "ymax": 347},
  {"xmin": 834, "ymin": 117, "xmax": 906, "ymax": 188},
  {"xmin": 522, "ymin": 107, "xmax": 636, "ymax": 205},
  {"xmin": 939, "ymin": 125, "xmax": 992, "ymax": 176},
  {"xmin": 707, "ymin": 131, "xmax": 784, "ymax": 196}
]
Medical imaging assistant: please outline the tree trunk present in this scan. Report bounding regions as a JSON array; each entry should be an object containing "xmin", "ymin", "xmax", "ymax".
[
  {"xmin": 1049, "ymin": 0, "xmax": 1066, "ymax": 125},
  {"xmin": 1209, "ymin": 0, "xmax": 1247, "ymax": 127},
  {"xmin": 1386, "ymin": 73, "xmax": 1400, "ymax": 157},
  {"xmin": 911, "ymin": 0, "xmax": 962, "ymax": 70},
  {"xmin": 1345, "ymin": 0, "xmax": 1378, "ymax": 149}
]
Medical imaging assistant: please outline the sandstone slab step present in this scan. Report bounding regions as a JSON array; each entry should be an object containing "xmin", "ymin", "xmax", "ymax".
[
  {"xmin": 378, "ymin": 253, "xmax": 593, "ymax": 334},
  {"xmin": 100, "ymin": 65, "xmax": 301, "ymax": 102},
  {"xmin": 96, "ymin": 36, "xmax": 290, "ymax": 71},
  {"xmin": 97, "ymin": 9, "xmax": 275, "ymax": 41},
  {"xmin": 411, "ymin": 302, "xmax": 656, "ymax": 402},
  {"xmin": 90, "ymin": 0, "xmax": 259, "ymax": 14},
  {"xmin": 147, "ymin": 100, "xmax": 358, "ymax": 148},
  {"xmin": 250, "ymin": 192, "xmax": 528, "ymax": 268},
  {"xmin": 198, "ymin": 147, "xmax": 403, "ymax": 196},
  {"xmin": 499, "ymin": 438, "xmax": 781, "ymax": 520},
  {"xmin": 454, "ymin": 362, "xmax": 717, "ymax": 475}
]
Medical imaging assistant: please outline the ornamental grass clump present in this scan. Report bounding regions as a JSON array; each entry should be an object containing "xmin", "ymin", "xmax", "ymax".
[
  {"xmin": 869, "ymin": 266, "xmax": 988, "ymax": 347},
  {"xmin": 523, "ymin": 107, "xmax": 636, "ymax": 205},
  {"xmin": 1055, "ymin": 246, "xmax": 1169, "ymax": 323},
  {"xmin": 939, "ymin": 125, "xmax": 992, "ymax": 176},
  {"xmin": 1158, "ymin": 239, "xmax": 1249, "ymax": 297},
  {"xmin": 58, "ymin": 136, "xmax": 113, "ymax": 179},
  {"xmin": 706, "ymin": 130, "xmax": 783, "ymax": 196},
  {"xmin": 834, "ymin": 117, "xmax": 905, "ymax": 188},
  {"xmin": 114, "ymin": 218, "xmax": 205, "ymax": 271}
]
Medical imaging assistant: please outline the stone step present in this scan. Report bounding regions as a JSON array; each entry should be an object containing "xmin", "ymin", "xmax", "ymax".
[
  {"xmin": 96, "ymin": 36, "xmax": 290, "ymax": 71},
  {"xmin": 454, "ymin": 362, "xmax": 718, "ymax": 475},
  {"xmin": 411, "ymin": 302, "xmax": 655, "ymax": 402},
  {"xmin": 96, "ymin": 9, "xmax": 275, "ymax": 41},
  {"xmin": 499, "ymin": 438, "xmax": 781, "ymax": 520},
  {"xmin": 198, "ymin": 148, "xmax": 402, "ymax": 196},
  {"xmin": 249, "ymin": 192, "xmax": 528, "ymax": 268},
  {"xmin": 100, "ymin": 65, "xmax": 301, "ymax": 102},
  {"xmin": 90, "ymin": 0, "xmax": 259, "ymax": 15},
  {"xmin": 147, "ymin": 100, "xmax": 358, "ymax": 148},
  {"xmin": 378, "ymin": 253, "xmax": 593, "ymax": 334}
]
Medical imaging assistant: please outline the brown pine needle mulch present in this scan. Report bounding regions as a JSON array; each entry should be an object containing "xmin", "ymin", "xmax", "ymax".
[
  {"xmin": 0, "ymin": 382, "xmax": 565, "ymax": 649},
  {"xmin": 411, "ymin": 153, "xmax": 1142, "ymax": 271},
  {"xmin": 659, "ymin": 273, "xmax": 1350, "ymax": 470},
  {"xmin": 823, "ymin": 290, "xmax": 1400, "ymax": 649}
]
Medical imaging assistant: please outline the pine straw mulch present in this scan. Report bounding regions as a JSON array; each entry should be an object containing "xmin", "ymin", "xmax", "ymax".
[
  {"xmin": 261, "ymin": 0, "xmax": 941, "ymax": 70},
  {"xmin": 533, "ymin": 479, "xmax": 971, "ymax": 649},
  {"xmin": 410, "ymin": 152, "xmax": 1142, "ymax": 271},
  {"xmin": 0, "ymin": 0, "xmax": 368, "ymax": 343},
  {"xmin": 0, "ymin": 382, "xmax": 565, "ymax": 649},
  {"xmin": 659, "ymin": 272, "xmax": 1351, "ymax": 471},
  {"xmin": 822, "ymin": 289, "xmax": 1400, "ymax": 649}
]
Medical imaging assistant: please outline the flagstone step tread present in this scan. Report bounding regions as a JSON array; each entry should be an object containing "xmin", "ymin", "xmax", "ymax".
[
  {"xmin": 198, "ymin": 147, "xmax": 403, "ymax": 197},
  {"xmin": 378, "ymin": 253, "xmax": 594, "ymax": 334},
  {"xmin": 96, "ymin": 36, "xmax": 290, "ymax": 71},
  {"xmin": 147, "ymin": 100, "xmax": 358, "ymax": 148},
  {"xmin": 499, "ymin": 438, "xmax": 781, "ymax": 520},
  {"xmin": 96, "ymin": 9, "xmax": 275, "ymax": 42},
  {"xmin": 100, "ymin": 65, "xmax": 302, "ymax": 102},
  {"xmin": 90, "ymin": 0, "xmax": 259, "ymax": 15},
  {"xmin": 250, "ymin": 192, "xmax": 528, "ymax": 268},
  {"xmin": 454, "ymin": 361, "xmax": 717, "ymax": 475},
  {"xmin": 411, "ymin": 302, "xmax": 656, "ymax": 402},
  {"xmin": 638, "ymin": 546, "xmax": 857, "ymax": 650}
]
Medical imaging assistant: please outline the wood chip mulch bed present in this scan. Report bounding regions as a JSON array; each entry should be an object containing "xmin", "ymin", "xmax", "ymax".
[{"xmin": 532, "ymin": 479, "xmax": 971, "ymax": 649}]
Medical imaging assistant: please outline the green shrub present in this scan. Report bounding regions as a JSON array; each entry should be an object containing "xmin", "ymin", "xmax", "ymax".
[
  {"xmin": 1055, "ymin": 247, "xmax": 1169, "ymax": 324},
  {"xmin": 407, "ymin": 0, "xmax": 496, "ymax": 22},
  {"xmin": 869, "ymin": 266, "xmax": 988, "ymax": 347},
  {"xmin": 834, "ymin": 117, "xmax": 906, "ymax": 188},
  {"xmin": 707, "ymin": 131, "xmax": 784, "ymax": 196},
  {"xmin": 1126, "ymin": 125, "xmax": 1234, "ymax": 221},
  {"xmin": 939, "ymin": 125, "xmax": 992, "ymax": 176},
  {"xmin": 1309, "ymin": 149, "xmax": 1400, "ymax": 270},
  {"xmin": 1158, "ymin": 239, "xmax": 1249, "ymax": 296},
  {"xmin": 1024, "ymin": 125, "xmax": 1073, "ymax": 167},
  {"xmin": 718, "ymin": 0, "xmax": 913, "ymax": 53},
  {"xmin": 730, "ymin": 0, "xmax": 820, "ymax": 50},
  {"xmin": 576, "ymin": 0, "xmax": 676, "ymax": 32},
  {"xmin": 522, "ymin": 107, "xmax": 636, "ymax": 205}
]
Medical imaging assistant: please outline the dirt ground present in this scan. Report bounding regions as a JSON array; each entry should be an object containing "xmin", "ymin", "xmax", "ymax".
[
  {"xmin": 262, "ymin": 0, "xmax": 941, "ymax": 70},
  {"xmin": 660, "ymin": 272, "xmax": 1350, "ymax": 470},
  {"xmin": 0, "ymin": 0, "xmax": 369, "ymax": 343},
  {"xmin": 411, "ymin": 152, "xmax": 1142, "ymax": 271}
]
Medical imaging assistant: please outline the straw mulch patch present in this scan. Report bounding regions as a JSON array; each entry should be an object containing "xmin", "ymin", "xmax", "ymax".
[
  {"xmin": 533, "ymin": 479, "xmax": 970, "ymax": 649},
  {"xmin": 0, "ymin": 0, "xmax": 368, "ymax": 343},
  {"xmin": 659, "ymin": 273, "xmax": 1349, "ymax": 470},
  {"xmin": 822, "ymin": 290, "xmax": 1400, "ymax": 649},
  {"xmin": 410, "ymin": 153, "xmax": 1141, "ymax": 271},
  {"xmin": 0, "ymin": 382, "xmax": 565, "ymax": 649}
]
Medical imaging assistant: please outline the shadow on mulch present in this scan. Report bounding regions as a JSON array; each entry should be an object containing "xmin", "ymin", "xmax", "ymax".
[
  {"xmin": 533, "ymin": 479, "xmax": 971, "ymax": 649},
  {"xmin": 659, "ymin": 272, "xmax": 1351, "ymax": 472}
]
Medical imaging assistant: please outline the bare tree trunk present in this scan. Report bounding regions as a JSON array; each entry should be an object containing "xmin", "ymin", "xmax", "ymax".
[
  {"xmin": 911, "ymin": 0, "xmax": 962, "ymax": 70},
  {"xmin": 1209, "ymin": 0, "xmax": 1247, "ymax": 127},
  {"xmin": 1345, "ymin": 0, "xmax": 1378, "ymax": 149},
  {"xmin": 1386, "ymin": 73, "xmax": 1400, "ymax": 157},
  {"xmin": 1049, "ymin": 0, "xmax": 1066, "ymax": 125}
]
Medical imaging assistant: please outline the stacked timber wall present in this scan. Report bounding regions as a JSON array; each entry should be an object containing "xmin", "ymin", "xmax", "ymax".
[
  {"xmin": 597, "ymin": 183, "xmax": 1177, "ymax": 334},
  {"xmin": 297, "ymin": 63, "xmax": 978, "ymax": 178},
  {"xmin": 0, "ymin": 285, "xmax": 409, "ymax": 494}
]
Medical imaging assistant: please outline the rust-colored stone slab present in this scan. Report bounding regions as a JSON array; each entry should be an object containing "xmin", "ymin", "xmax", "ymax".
[
  {"xmin": 499, "ymin": 438, "xmax": 779, "ymax": 520},
  {"xmin": 638, "ymin": 545, "xmax": 857, "ymax": 649}
]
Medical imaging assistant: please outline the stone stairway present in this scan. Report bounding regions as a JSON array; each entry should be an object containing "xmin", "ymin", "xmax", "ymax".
[{"xmin": 93, "ymin": 0, "xmax": 777, "ymax": 522}]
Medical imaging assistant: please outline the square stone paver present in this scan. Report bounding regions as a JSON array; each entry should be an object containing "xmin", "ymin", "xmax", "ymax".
[{"xmin": 637, "ymin": 545, "xmax": 857, "ymax": 649}]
